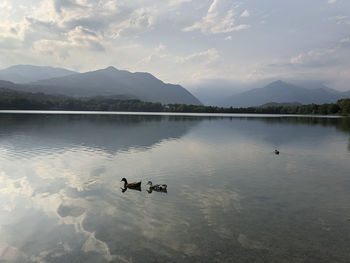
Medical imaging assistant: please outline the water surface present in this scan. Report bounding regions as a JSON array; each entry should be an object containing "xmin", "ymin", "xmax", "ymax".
[{"xmin": 0, "ymin": 113, "xmax": 349, "ymax": 262}]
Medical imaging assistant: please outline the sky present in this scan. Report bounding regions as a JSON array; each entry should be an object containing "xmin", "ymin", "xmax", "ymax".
[{"xmin": 0, "ymin": 0, "xmax": 349, "ymax": 90}]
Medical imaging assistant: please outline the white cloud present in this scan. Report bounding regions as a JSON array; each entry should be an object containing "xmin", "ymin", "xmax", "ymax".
[
  {"xmin": 154, "ymin": 43, "xmax": 166, "ymax": 52},
  {"xmin": 53, "ymin": 0, "xmax": 86, "ymax": 13},
  {"xmin": 132, "ymin": 48, "xmax": 222, "ymax": 84},
  {"xmin": 335, "ymin": 15, "xmax": 347, "ymax": 20},
  {"xmin": 183, "ymin": 0, "xmax": 250, "ymax": 34},
  {"xmin": 0, "ymin": 0, "xmax": 181, "ymax": 71},
  {"xmin": 253, "ymin": 37, "xmax": 350, "ymax": 90},
  {"xmin": 289, "ymin": 43, "xmax": 344, "ymax": 67},
  {"xmin": 107, "ymin": 7, "xmax": 158, "ymax": 38},
  {"xmin": 340, "ymin": 37, "xmax": 350, "ymax": 43},
  {"xmin": 0, "ymin": 1, "xmax": 12, "ymax": 11},
  {"xmin": 176, "ymin": 48, "xmax": 219, "ymax": 64},
  {"xmin": 0, "ymin": 0, "xmax": 349, "ymax": 90},
  {"xmin": 329, "ymin": 15, "xmax": 350, "ymax": 25},
  {"xmin": 328, "ymin": 0, "xmax": 337, "ymax": 3},
  {"xmin": 169, "ymin": 0, "xmax": 192, "ymax": 7},
  {"xmin": 240, "ymin": 10, "xmax": 250, "ymax": 18},
  {"xmin": 135, "ymin": 48, "xmax": 220, "ymax": 69}
]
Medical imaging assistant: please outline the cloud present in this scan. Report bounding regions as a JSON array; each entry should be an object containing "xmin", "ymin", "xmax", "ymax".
[
  {"xmin": 67, "ymin": 26, "xmax": 105, "ymax": 51},
  {"xmin": 288, "ymin": 38, "xmax": 350, "ymax": 67},
  {"xmin": 176, "ymin": 37, "xmax": 350, "ymax": 89},
  {"xmin": 25, "ymin": 17, "xmax": 63, "ymax": 36},
  {"xmin": 329, "ymin": 15, "xmax": 350, "ymax": 25},
  {"xmin": 135, "ymin": 48, "xmax": 220, "ymax": 69},
  {"xmin": 340, "ymin": 37, "xmax": 350, "ymax": 44},
  {"xmin": 107, "ymin": 7, "xmax": 158, "ymax": 38},
  {"xmin": 289, "ymin": 49, "xmax": 337, "ymax": 67},
  {"xmin": 176, "ymin": 48, "xmax": 219, "ymax": 64},
  {"xmin": 154, "ymin": 43, "xmax": 166, "ymax": 52},
  {"xmin": 133, "ymin": 47, "xmax": 223, "ymax": 84},
  {"xmin": 183, "ymin": 0, "xmax": 250, "ymax": 34},
  {"xmin": 240, "ymin": 10, "xmax": 250, "ymax": 18},
  {"xmin": 169, "ymin": 0, "xmax": 192, "ymax": 7},
  {"xmin": 0, "ymin": 0, "xmax": 251, "ymax": 83},
  {"xmin": 53, "ymin": 0, "xmax": 86, "ymax": 13},
  {"xmin": 253, "ymin": 37, "xmax": 350, "ymax": 90},
  {"xmin": 0, "ymin": 0, "xmax": 348, "ymax": 90},
  {"xmin": 328, "ymin": 0, "xmax": 337, "ymax": 3},
  {"xmin": 0, "ymin": 37, "xmax": 23, "ymax": 49},
  {"xmin": 0, "ymin": 0, "xmax": 171, "ymax": 68},
  {"xmin": 0, "ymin": 1, "xmax": 12, "ymax": 11}
]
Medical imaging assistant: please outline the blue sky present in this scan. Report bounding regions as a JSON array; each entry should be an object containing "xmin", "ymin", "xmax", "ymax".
[{"xmin": 0, "ymin": 0, "xmax": 349, "ymax": 90}]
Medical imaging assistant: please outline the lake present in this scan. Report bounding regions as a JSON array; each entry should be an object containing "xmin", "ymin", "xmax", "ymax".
[{"xmin": 0, "ymin": 112, "xmax": 349, "ymax": 263}]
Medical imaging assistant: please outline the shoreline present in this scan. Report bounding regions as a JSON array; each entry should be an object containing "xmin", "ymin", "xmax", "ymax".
[{"xmin": 0, "ymin": 110, "xmax": 344, "ymax": 118}]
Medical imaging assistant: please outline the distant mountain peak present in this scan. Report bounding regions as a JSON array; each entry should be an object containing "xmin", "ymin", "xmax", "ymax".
[
  {"xmin": 268, "ymin": 80, "xmax": 290, "ymax": 86},
  {"xmin": 104, "ymin": 66, "xmax": 118, "ymax": 71},
  {"xmin": 264, "ymin": 80, "xmax": 300, "ymax": 90},
  {"xmin": 0, "ymin": 64, "xmax": 77, "ymax": 84},
  {"xmin": 220, "ymin": 80, "xmax": 350, "ymax": 107},
  {"xmin": 10, "ymin": 66, "xmax": 202, "ymax": 105}
]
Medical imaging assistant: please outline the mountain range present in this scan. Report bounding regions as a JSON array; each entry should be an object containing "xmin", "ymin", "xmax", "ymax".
[
  {"xmin": 219, "ymin": 80, "xmax": 350, "ymax": 107},
  {"xmin": 1, "ymin": 65, "xmax": 349, "ymax": 107},
  {"xmin": 0, "ymin": 65, "xmax": 201, "ymax": 105}
]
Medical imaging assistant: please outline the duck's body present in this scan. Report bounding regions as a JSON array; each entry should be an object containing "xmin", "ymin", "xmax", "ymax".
[
  {"xmin": 121, "ymin": 178, "xmax": 141, "ymax": 188},
  {"xmin": 147, "ymin": 181, "xmax": 167, "ymax": 192},
  {"xmin": 274, "ymin": 149, "xmax": 280, "ymax": 155}
]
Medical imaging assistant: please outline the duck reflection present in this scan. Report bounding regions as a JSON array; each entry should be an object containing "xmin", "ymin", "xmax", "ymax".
[
  {"xmin": 146, "ymin": 181, "xmax": 168, "ymax": 194},
  {"xmin": 121, "ymin": 186, "xmax": 141, "ymax": 193}
]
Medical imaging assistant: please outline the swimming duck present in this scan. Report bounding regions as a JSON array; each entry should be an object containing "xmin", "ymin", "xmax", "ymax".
[
  {"xmin": 147, "ymin": 181, "xmax": 167, "ymax": 192},
  {"xmin": 274, "ymin": 149, "xmax": 280, "ymax": 155},
  {"xmin": 121, "ymin": 178, "xmax": 141, "ymax": 189}
]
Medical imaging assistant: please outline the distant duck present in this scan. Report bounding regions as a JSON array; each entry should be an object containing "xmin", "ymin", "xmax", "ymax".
[
  {"xmin": 121, "ymin": 178, "xmax": 141, "ymax": 189},
  {"xmin": 274, "ymin": 149, "xmax": 280, "ymax": 155},
  {"xmin": 147, "ymin": 181, "xmax": 167, "ymax": 193}
]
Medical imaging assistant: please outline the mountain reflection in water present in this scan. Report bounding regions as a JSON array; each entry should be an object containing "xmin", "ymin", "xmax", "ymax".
[{"xmin": 0, "ymin": 114, "xmax": 200, "ymax": 154}]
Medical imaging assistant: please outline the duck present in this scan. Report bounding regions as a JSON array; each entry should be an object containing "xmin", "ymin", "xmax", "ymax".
[
  {"xmin": 274, "ymin": 149, "xmax": 280, "ymax": 155},
  {"xmin": 121, "ymin": 178, "xmax": 141, "ymax": 189},
  {"xmin": 147, "ymin": 181, "xmax": 167, "ymax": 192}
]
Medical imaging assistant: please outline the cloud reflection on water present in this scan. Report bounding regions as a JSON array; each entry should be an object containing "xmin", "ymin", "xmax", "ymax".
[{"xmin": 0, "ymin": 114, "xmax": 349, "ymax": 262}]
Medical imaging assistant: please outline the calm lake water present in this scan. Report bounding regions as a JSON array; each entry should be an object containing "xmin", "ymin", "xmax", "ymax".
[{"xmin": 0, "ymin": 113, "xmax": 349, "ymax": 263}]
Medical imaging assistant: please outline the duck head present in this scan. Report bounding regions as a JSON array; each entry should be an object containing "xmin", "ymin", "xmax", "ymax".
[{"xmin": 121, "ymin": 178, "xmax": 128, "ymax": 184}]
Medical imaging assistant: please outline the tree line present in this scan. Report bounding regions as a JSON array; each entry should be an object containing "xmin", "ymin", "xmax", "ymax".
[
  {"xmin": 166, "ymin": 99, "xmax": 350, "ymax": 115},
  {"xmin": 0, "ymin": 89, "xmax": 349, "ymax": 115}
]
